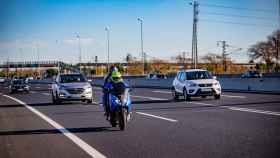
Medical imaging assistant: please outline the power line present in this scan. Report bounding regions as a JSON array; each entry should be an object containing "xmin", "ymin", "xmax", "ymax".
[
  {"xmin": 200, "ymin": 19, "xmax": 277, "ymax": 28},
  {"xmin": 200, "ymin": 3, "xmax": 276, "ymax": 13},
  {"xmin": 201, "ymin": 11, "xmax": 277, "ymax": 21}
]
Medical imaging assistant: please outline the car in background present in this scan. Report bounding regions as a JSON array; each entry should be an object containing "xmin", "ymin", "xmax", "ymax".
[
  {"xmin": 146, "ymin": 73, "xmax": 167, "ymax": 79},
  {"xmin": 0, "ymin": 77, "xmax": 5, "ymax": 83},
  {"xmin": 51, "ymin": 73, "xmax": 93, "ymax": 104},
  {"xmin": 172, "ymin": 69, "xmax": 221, "ymax": 101},
  {"xmin": 9, "ymin": 78, "xmax": 30, "ymax": 94},
  {"xmin": 241, "ymin": 71, "xmax": 262, "ymax": 78}
]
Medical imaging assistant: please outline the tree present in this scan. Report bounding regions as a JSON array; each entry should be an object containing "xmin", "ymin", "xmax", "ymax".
[
  {"xmin": 45, "ymin": 69, "xmax": 58, "ymax": 78},
  {"xmin": 248, "ymin": 29, "xmax": 280, "ymax": 72}
]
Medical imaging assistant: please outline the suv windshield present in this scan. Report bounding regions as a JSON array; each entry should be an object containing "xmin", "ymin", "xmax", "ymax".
[
  {"xmin": 12, "ymin": 80, "xmax": 24, "ymax": 84},
  {"xmin": 186, "ymin": 71, "xmax": 213, "ymax": 80},
  {"xmin": 60, "ymin": 74, "xmax": 86, "ymax": 83}
]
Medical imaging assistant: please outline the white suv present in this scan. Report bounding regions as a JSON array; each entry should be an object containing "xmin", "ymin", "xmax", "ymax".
[
  {"xmin": 52, "ymin": 73, "xmax": 93, "ymax": 104},
  {"xmin": 172, "ymin": 69, "xmax": 221, "ymax": 101}
]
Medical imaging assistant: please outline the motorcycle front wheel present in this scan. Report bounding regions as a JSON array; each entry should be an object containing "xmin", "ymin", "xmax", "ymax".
[{"xmin": 118, "ymin": 108, "xmax": 127, "ymax": 131}]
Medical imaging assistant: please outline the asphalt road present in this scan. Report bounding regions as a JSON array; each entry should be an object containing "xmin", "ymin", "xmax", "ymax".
[{"xmin": 0, "ymin": 83, "xmax": 280, "ymax": 158}]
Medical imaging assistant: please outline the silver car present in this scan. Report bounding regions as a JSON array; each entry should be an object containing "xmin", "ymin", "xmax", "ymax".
[{"xmin": 52, "ymin": 74, "xmax": 93, "ymax": 104}]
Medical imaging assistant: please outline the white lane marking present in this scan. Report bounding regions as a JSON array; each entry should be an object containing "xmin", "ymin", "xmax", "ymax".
[
  {"xmin": 152, "ymin": 90, "xmax": 171, "ymax": 94},
  {"xmin": 190, "ymin": 102, "xmax": 215, "ymax": 106},
  {"xmin": 35, "ymin": 86, "xmax": 41, "ymax": 88},
  {"xmin": 222, "ymin": 95, "xmax": 246, "ymax": 99},
  {"xmin": 132, "ymin": 95, "xmax": 167, "ymax": 101},
  {"xmin": 228, "ymin": 107, "xmax": 280, "ymax": 116},
  {"xmin": 30, "ymin": 91, "xmax": 37, "ymax": 94},
  {"xmin": 136, "ymin": 112, "xmax": 178, "ymax": 122},
  {"xmin": 41, "ymin": 92, "xmax": 50, "ymax": 96},
  {"xmin": 2, "ymin": 95, "xmax": 106, "ymax": 158}
]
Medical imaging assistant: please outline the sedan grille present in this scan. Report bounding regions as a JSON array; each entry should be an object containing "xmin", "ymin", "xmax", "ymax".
[
  {"xmin": 66, "ymin": 88, "xmax": 84, "ymax": 94},
  {"xmin": 198, "ymin": 84, "xmax": 212, "ymax": 87}
]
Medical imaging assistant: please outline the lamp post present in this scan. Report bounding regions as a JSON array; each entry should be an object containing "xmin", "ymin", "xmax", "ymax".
[
  {"xmin": 137, "ymin": 18, "xmax": 145, "ymax": 75},
  {"xmin": 76, "ymin": 34, "xmax": 82, "ymax": 72},
  {"xmin": 105, "ymin": 27, "xmax": 110, "ymax": 73}
]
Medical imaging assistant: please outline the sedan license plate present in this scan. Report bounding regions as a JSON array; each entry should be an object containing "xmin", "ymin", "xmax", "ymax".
[{"xmin": 201, "ymin": 88, "xmax": 212, "ymax": 92}]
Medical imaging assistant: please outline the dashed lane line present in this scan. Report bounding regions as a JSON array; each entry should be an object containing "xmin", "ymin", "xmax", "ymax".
[
  {"xmin": 228, "ymin": 107, "xmax": 280, "ymax": 116},
  {"xmin": 132, "ymin": 95, "xmax": 167, "ymax": 101},
  {"xmin": 2, "ymin": 95, "xmax": 106, "ymax": 158},
  {"xmin": 136, "ymin": 112, "xmax": 178, "ymax": 122},
  {"xmin": 221, "ymin": 95, "xmax": 246, "ymax": 99}
]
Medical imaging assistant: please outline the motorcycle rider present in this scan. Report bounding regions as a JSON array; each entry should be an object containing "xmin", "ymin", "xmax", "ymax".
[{"xmin": 103, "ymin": 66, "xmax": 121, "ymax": 119}]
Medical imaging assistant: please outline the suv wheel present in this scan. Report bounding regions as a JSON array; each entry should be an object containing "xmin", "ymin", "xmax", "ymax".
[
  {"xmin": 171, "ymin": 87, "xmax": 179, "ymax": 100},
  {"xmin": 183, "ymin": 89, "xmax": 190, "ymax": 101},
  {"xmin": 214, "ymin": 94, "xmax": 221, "ymax": 100}
]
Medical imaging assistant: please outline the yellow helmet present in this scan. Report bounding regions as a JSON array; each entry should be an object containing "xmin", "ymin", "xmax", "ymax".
[{"xmin": 111, "ymin": 71, "xmax": 122, "ymax": 83}]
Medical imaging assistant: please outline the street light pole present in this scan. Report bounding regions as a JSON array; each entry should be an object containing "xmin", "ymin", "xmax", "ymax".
[
  {"xmin": 76, "ymin": 34, "xmax": 82, "ymax": 72},
  {"xmin": 137, "ymin": 18, "xmax": 145, "ymax": 75},
  {"xmin": 105, "ymin": 27, "xmax": 110, "ymax": 73}
]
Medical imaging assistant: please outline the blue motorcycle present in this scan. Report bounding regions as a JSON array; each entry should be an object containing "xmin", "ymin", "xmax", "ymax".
[{"xmin": 103, "ymin": 82, "xmax": 132, "ymax": 130}]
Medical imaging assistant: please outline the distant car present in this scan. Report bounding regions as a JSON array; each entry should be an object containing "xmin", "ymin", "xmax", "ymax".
[
  {"xmin": 241, "ymin": 71, "xmax": 262, "ymax": 78},
  {"xmin": 146, "ymin": 73, "xmax": 167, "ymax": 79},
  {"xmin": 51, "ymin": 73, "xmax": 93, "ymax": 104},
  {"xmin": 9, "ymin": 78, "xmax": 30, "ymax": 94},
  {"xmin": 172, "ymin": 69, "xmax": 221, "ymax": 100},
  {"xmin": 0, "ymin": 77, "xmax": 5, "ymax": 83}
]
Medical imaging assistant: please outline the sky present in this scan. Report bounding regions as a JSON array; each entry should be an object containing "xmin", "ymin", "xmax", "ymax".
[{"xmin": 0, "ymin": 0, "xmax": 279, "ymax": 64}]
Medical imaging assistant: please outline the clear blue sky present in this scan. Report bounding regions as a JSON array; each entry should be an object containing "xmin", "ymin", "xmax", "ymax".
[{"xmin": 0, "ymin": 0, "xmax": 279, "ymax": 64}]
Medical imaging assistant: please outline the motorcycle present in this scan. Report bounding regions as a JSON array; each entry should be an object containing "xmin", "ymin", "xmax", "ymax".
[{"xmin": 103, "ymin": 82, "xmax": 132, "ymax": 130}]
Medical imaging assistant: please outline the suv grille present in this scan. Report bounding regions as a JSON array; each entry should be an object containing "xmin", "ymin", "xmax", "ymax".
[
  {"xmin": 198, "ymin": 84, "xmax": 212, "ymax": 87},
  {"xmin": 66, "ymin": 88, "xmax": 84, "ymax": 94}
]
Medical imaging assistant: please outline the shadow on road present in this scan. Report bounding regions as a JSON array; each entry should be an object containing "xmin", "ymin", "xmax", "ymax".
[{"xmin": 0, "ymin": 126, "xmax": 118, "ymax": 136}]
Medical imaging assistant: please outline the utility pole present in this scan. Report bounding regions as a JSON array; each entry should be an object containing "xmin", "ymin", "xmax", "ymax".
[
  {"xmin": 217, "ymin": 41, "xmax": 229, "ymax": 73},
  {"xmin": 183, "ymin": 51, "xmax": 186, "ymax": 69},
  {"xmin": 190, "ymin": 0, "xmax": 199, "ymax": 69}
]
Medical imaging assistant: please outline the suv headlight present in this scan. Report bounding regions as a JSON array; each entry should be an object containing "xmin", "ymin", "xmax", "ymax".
[
  {"xmin": 84, "ymin": 86, "xmax": 92, "ymax": 93},
  {"xmin": 188, "ymin": 82, "xmax": 197, "ymax": 87},
  {"xmin": 213, "ymin": 82, "xmax": 220, "ymax": 86},
  {"xmin": 59, "ymin": 85, "xmax": 66, "ymax": 90}
]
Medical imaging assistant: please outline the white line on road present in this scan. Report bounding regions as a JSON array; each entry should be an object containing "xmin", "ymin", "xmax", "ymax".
[
  {"xmin": 222, "ymin": 95, "xmax": 246, "ymax": 98},
  {"xmin": 2, "ymin": 95, "xmax": 106, "ymax": 158},
  {"xmin": 41, "ymin": 92, "xmax": 50, "ymax": 96},
  {"xmin": 132, "ymin": 95, "xmax": 167, "ymax": 101},
  {"xmin": 136, "ymin": 112, "xmax": 178, "ymax": 122},
  {"xmin": 152, "ymin": 90, "xmax": 171, "ymax": 94},
  {"xmin": 190, "ymin": 102, "xmax": 215, "ymax": 106},
  {"xmin": 30, "ymin": 91, "xmax": 37, "ymax": 94},
  {"xmin": 35, "ymin": 86, "xmax": 41, "ymax": 88},
  {"xmin": 228, "ymin": 107, "xmax": 280, "ymax": 116}
]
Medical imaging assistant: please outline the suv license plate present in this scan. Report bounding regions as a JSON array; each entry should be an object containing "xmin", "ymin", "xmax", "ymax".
[{"xmin": 201, "ymin": 88, "xmax": 212, "ymax": 92}]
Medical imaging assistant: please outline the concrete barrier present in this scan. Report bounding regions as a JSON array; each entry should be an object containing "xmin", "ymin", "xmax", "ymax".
[{"xmin": 92, "ymin": 77, "xmax": 280, "ymax": 94}]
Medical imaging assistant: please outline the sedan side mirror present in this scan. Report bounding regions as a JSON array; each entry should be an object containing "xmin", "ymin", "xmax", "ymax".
[
  {"xmin": 88, "ymin": 79, "xmax": 92, "ymax": 82},
  {"xmin": 213, "ymin": 76, "xmax": 217, "ymax": 80}
]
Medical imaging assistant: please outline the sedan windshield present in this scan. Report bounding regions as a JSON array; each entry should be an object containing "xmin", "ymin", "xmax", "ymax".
[
  {"xmin": 60, "ymin": 75, "xmax": 86, "ymax": 83},
  {"xmin": 186, "ymin": 71, "xmax": 213, "ymax": 80}
]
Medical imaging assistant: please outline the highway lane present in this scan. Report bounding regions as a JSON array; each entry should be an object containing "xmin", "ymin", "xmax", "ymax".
[{"xmin": 0, "ymin": 83, "xmax": 280, "ymax": 158}]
